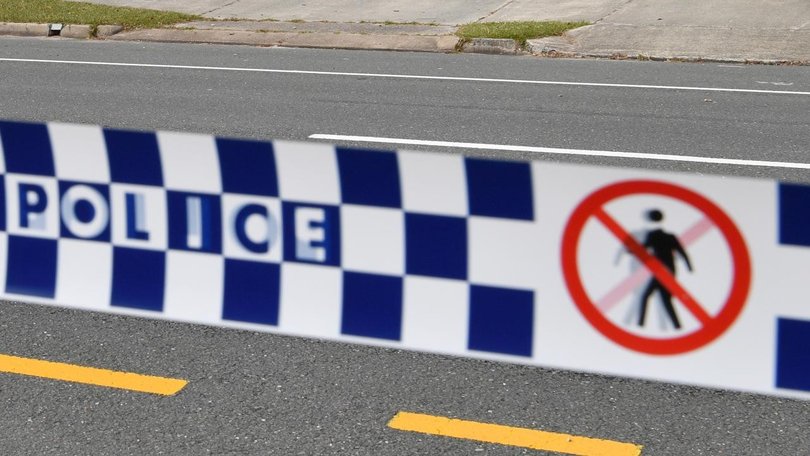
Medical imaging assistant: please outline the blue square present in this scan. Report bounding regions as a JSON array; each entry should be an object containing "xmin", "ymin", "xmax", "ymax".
[
  {"xmin": 216, "ymin": 138, "xmax": 278, "ymax": 196},
  {"xmin": 0, "ymin": 121, "xmax": 55, "ymax": 176},
  {"xmin": 105, "ymin": 129, "xmax": 163, "ymax": 186},
  {"xmin": 6, "ymin": 236, "xmax": 57, "ymax": 298},
  {"xmin": 111, "ymin": 247, "xmax": 165, "ymax": 311},
  {"xmin": 222, "ymin": 260, "xmax": 280, "ymax": 325},
  {"xmin": 776, "ymin": 318, "xmax": 810, "ymax": 392},
  {"xmin": 779, "ymin": 183, "xmax": 810, "ymax": 247},
  {"xmin": 406, "ymin": 213, "xmax": 467, "ymax": 280},
  {"xmin": 282, "ymin": 202, "xmax": 341, "ymax": 266},
  {"xmin": 59, "ymin": 182, "xmax": 110, "ymax": 242},
  {"xmin": 468, "ymin": 285, "xmax": 534, "ymax": 357},
  {"xmin": 337, "ymin": 148, "xmax": 401, "ymax": 208},
  {"xmin": 341, "ymin": 272, "xmax": 402, "ymax": 340},
  {"xmin": 167, "ymin": 191, "xmax": 222, "ymax": 253},
  {"xmin": 466, "ymin": 158, "xmax": 533, "ymax": 220}
]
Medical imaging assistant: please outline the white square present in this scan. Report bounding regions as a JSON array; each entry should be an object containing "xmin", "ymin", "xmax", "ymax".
[
  {"xmin": 110, "ymin": 184, "xmax": 167, "ymax": 250},
  {"xmin": 163, "ymin": 251, "xmax": 224, "ymax": 324},
  {"xmin": 279, "ymin": 263, "xmax": 342, "ymax": 338},
  {"xmin": 274, "ymin": 140, "xmax": 340, "ymax": 204},
  {"xmin": 5, "ymin": 174, "xmax": 59, "ymax": 239},
  {"xmin": 399, "ymin": 151, "xmax": 467, "ymax": 216},
  {"xmin": 342, "ymin": 205, "xmax": 404, "ymax": 275},
  {"xmin": 402, "ymin": 276, "xmax": 469, "ymax": 354},
  {"xmin": 49, "ymin": 123, "xmax": 109, "ymax": 183},
  {"xmin": 56, "ymin": 239, "xmax": 112, "ymax": 311},
  {"xmin": 158, "ymin": 131, "xmax": 222, "ymax": 193},
  {"xmin": 469, "ymin": 217, "xmax": 542, "ymax": 289},
  {"xmin": 222, "ymin": 194, "xmax": 282, "ymax": 262}
]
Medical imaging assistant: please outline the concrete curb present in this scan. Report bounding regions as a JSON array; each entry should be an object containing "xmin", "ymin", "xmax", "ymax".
[
  {"xmin": 0, "ymin": 22, "xmax": 124, "ymax": 39},
  {"xmin": 460, "ymin": 38, "xmax": 520, "ymax": 55},
  {"xmin": 108, "ymin": 28, "xmax": 461, "ymax": 53},
  {"xmin": 0, "ymin": 22, "xmax": 50, "ymax": 37},
  {"xmin": 61, "ymin": 25, "xmax": 93, "ymax": 39}
]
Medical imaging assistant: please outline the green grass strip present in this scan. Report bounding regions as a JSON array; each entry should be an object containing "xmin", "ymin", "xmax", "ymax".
[
  {"xmin": 457, "ymin": 20, "xmax": 589, "ymax": 46},
  {"xmin": 0, "ymin": 0, "xmax": 200, "ymax": 29}
]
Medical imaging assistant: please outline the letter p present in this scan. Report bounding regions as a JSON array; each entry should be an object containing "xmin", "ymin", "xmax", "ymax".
[{"xmin": 19, "ymin": 183, "xmax": 48, "ymax": 230}]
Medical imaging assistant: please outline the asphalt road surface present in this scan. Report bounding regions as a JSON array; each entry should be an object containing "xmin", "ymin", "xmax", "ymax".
[{"xmin": 0, "ymin": 36, "xmax": 809, "ymax": 455}]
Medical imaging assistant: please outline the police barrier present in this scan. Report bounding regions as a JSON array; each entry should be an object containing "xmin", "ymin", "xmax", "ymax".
[{"xmin": 0, "ymin": 120, "xmax": 808, "ymax": 399}]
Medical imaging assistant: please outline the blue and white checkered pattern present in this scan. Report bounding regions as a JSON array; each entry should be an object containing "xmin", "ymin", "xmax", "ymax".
[
  {"xmin": 0, "ymin": 120, "xmax": 538, "ymax": 358},
  {"xmin": 7, "ymin": 119, "xmax": 810, "ymax": 400}
]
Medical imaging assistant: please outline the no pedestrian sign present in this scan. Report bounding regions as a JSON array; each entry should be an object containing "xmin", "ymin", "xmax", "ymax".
[
  {"xmin": 535, "ymin": 163, "xmax": 809, "ymax": 399},
  {"xmin": 561, "ymin": 180, "xmax": 751, "ymax": 355}
]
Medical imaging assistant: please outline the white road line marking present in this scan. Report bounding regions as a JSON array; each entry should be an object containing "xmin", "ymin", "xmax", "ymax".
[
  {"xmin": 1, "ymin": 58, "xmax": 809, "ymax": 96},
  {"xmin": 756, "ymin": 81, "xmax": 794, "ymax": 86},
  {"xmin": 308, "ymin": 134, "xmax": 810, "ymax": 170}
]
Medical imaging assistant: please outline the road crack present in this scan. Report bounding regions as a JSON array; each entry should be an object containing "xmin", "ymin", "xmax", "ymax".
[
  {"xmin": 474, "ymin": 0, "xmax": 516, "ymax": 23},
  {"xmin": 204, "ymin": 0, "xmax": 242, "ymax": 16},
  {"xmin": 594, "ymin": 0, "xmax": 635, "ymax": 24}
]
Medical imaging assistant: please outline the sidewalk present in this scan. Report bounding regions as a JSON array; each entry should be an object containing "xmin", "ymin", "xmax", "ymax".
[
  {"xmin": 19, "ymin": 0, "xmax": 810, "ymax": 62},
  {"xmin": 63, "ymin": 0, "xmax": 616, "ymax": 24},
  {"xmin": 530, "ymin": 0, "xmax": 810, "ymax": 63}
]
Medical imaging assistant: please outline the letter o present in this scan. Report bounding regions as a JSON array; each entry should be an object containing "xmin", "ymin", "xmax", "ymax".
[{"xmin": 61, "ymin": 185, "xmax": 109, "ymax": 239}]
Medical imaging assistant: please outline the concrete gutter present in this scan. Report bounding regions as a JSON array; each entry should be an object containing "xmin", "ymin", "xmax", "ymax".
[
  {"xmin": 108, "ymin": 27, "xmax": 461, "ymax": 52},
  {"xmin": 106, "ymin": 20, "xmax": 463, "ymax": 52}
]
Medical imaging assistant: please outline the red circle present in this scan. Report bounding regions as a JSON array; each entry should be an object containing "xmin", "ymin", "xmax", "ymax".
[{"xmin": 561, "ymin": 180, "xmax": 751, "ymax": 355}]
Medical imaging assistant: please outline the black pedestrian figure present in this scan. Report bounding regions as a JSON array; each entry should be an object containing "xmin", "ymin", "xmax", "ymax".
[{"xmin": 638, "ymin": 209, "xmax": 693, "ymax": 329}]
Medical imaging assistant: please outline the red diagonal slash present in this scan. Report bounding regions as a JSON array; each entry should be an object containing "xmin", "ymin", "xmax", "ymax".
[{"xmin": 594, "ymin": 208, "xmax": 712, "ymax": 326}]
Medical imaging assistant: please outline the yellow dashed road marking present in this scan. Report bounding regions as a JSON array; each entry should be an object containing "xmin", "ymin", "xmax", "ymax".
[
  {"xmin": 0, "ymin": 354, "xmax": 187, "ymax": 396},
  {"xmin": 388, "ymin": 411, "xmax": 642, "ymax": 455}
]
